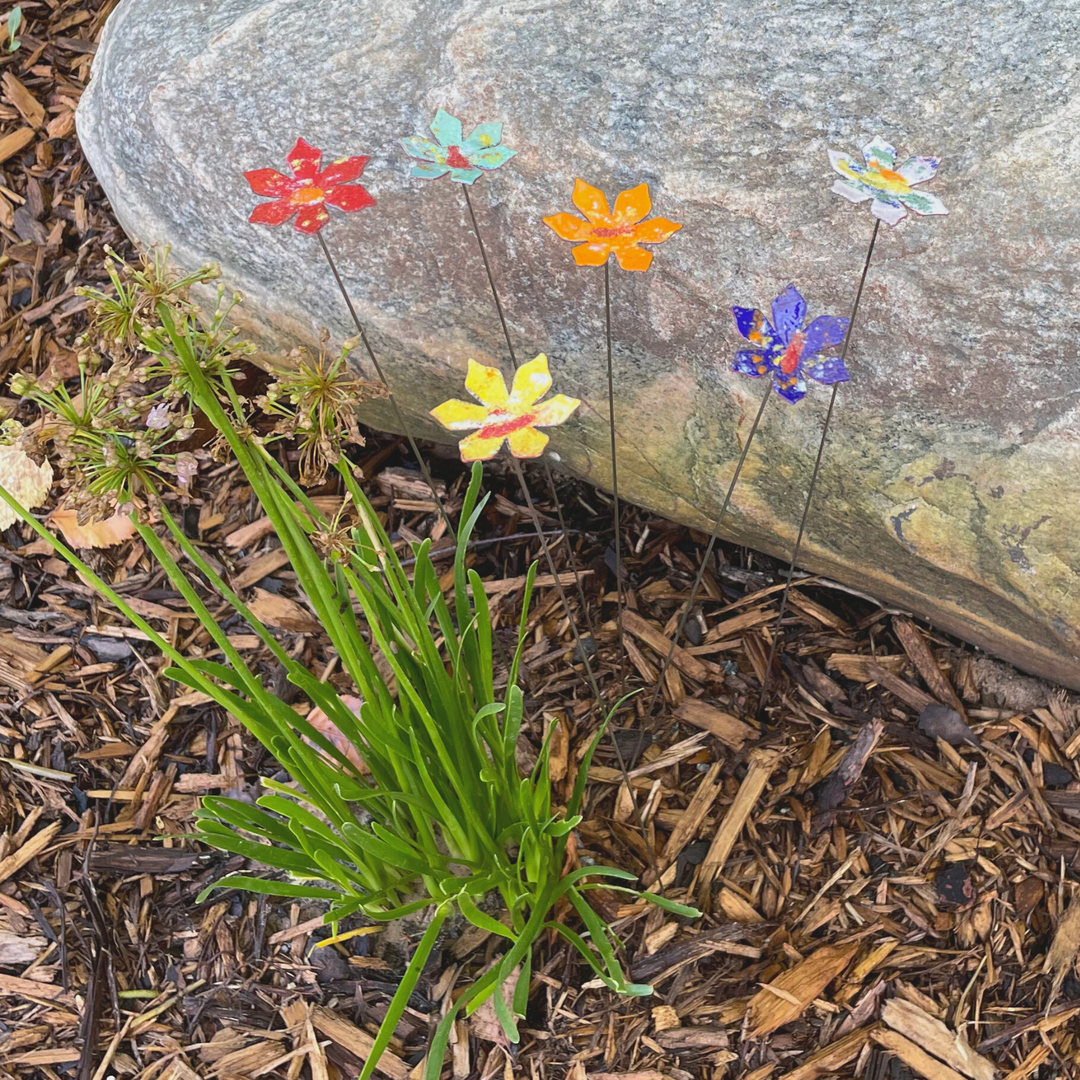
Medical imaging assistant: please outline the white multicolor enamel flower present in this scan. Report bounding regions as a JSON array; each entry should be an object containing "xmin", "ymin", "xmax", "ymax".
[{"xmin": 828, "ymin": 136, "xmax": 947, "ymax": 227}]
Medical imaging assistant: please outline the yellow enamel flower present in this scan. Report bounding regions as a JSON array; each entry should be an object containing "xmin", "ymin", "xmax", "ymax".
[{"xmin": 430, "ymin": 354, "xmax": 580, "ymax": 462}]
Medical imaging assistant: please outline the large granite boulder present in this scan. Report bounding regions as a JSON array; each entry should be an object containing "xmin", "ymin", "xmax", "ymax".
[{"xmin": 76, "ymin": 0, "xmax": 1080, "ymax": 687}]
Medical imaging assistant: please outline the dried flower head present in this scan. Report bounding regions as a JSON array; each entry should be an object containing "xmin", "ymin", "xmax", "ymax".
[
  {"xmin": 77, "ymin": 246, "xmax": 220, "ymax": 350},
  {"xmin": 259, "ymin": 334, "xmax": 387, "ymax": 485}
]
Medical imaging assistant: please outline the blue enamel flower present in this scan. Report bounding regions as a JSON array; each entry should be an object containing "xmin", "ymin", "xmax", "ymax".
[
  {"xmin": 399, "ymin": 109, "xmax": 516, "ymax": 185},
  {"xmin": 731, "ymin": 285, "xmax": 850, "ymax": 404}
]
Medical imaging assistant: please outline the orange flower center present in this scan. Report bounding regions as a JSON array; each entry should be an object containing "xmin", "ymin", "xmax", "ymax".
[
  {"xmin": 779, "ymin": 332, "xmax": 806, "ymax": 375},
  {"xmin": 874, "ymin": 165, "xmax": 907, "ymax": 185},
  {"xmin": 591, "ymin": 223, "xmax": 636, "ymax": 239},
  {"xmin": 291, "ymin": 184, "xmax": 326, "ymax": 205},
  {"xmin": 446, "ymin": 145, "xmax": 472, "ymax": 170},
  {"xmin": 479, "ymin": 411, "xmax": 537, "ymax": 439}
]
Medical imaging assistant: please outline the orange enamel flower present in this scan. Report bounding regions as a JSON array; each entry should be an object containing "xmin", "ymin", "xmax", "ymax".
[
  {"xmin": 543, "ymin": 179, "xmax": 681, "ymax": 272},
  {"xmin": 430, "ymin": 355, "xmax": 580, "ymax": 462}
]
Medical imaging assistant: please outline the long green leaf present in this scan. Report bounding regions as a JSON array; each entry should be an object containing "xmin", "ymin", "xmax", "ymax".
[
  {"xmin": 196, "ymin": 875, "xmax": 342, "ymax": 903},
  {"xmin": 358, "ymin": 903, "xmax": 450, "ymax": 1080}
]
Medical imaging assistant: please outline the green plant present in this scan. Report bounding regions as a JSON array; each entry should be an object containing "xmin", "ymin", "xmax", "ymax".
[
  {"xmin": 0, "ymin": 267, "xmax": 697, "ymax": 1079},
  {"xmin": 5, "ymin": 6, "xmax": 20, "ymax": 52}
]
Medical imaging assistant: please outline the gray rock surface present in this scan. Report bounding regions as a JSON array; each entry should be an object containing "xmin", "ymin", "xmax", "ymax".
[{"xmin": 77, "ymin": 0, "xmax": 1080, "ymax": 686}]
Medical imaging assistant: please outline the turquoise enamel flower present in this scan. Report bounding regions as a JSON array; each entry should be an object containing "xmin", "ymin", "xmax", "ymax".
[{"xmin": 399, "ymin": 109, "xmax": 517, "ymax": 184}]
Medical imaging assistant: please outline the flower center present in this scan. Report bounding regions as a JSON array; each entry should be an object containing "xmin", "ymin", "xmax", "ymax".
[
  {"xmin": 480, "ymin": 411, "xmax": 537, "ymax": 439},
  {"xmin": 291, "ymin": 183, "xmax": 326, "ymax": 205},
  {"xmin": 779, "ymin": 332, "xmax": 806, "ymax": 375},
  {"xmin": 868, "ymin": 162, "xmax": 911, "ymax": 194},
  {"xmin": 445, "ymin": 145, "xmax": 472, "ymax": 170},
  {"xmin": 591, "ymin": 223, "xmax": 636, "ymax": 238}
]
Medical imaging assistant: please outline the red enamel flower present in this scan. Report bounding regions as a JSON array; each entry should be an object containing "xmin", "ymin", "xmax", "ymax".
[{"xmin": 244, "ymin": 137, "xmax": 376, "ymax": 235}]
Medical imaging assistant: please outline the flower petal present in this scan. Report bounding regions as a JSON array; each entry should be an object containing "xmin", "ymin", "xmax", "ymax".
[
  {"xmin": 774, "ymin": 375, "xmax": 807, "ymax": 403},
  {"xmin": 400, "ymin": 135, "xmax": 445, "ymax": 163},
  {"xmin": 804, "ymin": 356, "xmax": 850, "ymax": 385},
  {"xmin": 770, "ymin": 284, "xmax": 806, "ymax": 344},
  {"xmin": 613, "ymin": 242, "xmax": 653, "ymax": 272},
  {"xmin": 572, "ymin": 242, "xmax": 611, "ymax": 267},
  {"xmin": 572, "ymin": 179, "xmax": 612, "ymax": 225},
  {"xmin": 613, "ymin": 183, "xmax": 651, "ymax": 225},
  {"xmin": 468, "ymin": 144, "xmax": 516, "ymax": 171},
  {"xmin": 245, "ymin": 168, "xmax": 295, "ymax": 197},
  {"xmin": 543, "ymin": 212, "xmax": 591, "ymax": 241},
  {"xmin": 430, "ymin": 399, "xmax": 488, "ymax": 431},
  {"xmin": 732, "ymin": 350, "xmax": 773, "ymax": 378},
  {"xmin": 459, "ymin": 431, "xmax": 506, "ymax": 462},
  {"xmin": 430, "ymin": 109, "xmax": 463, "ymax": 148},
  {"xmin": 531, "ymin": 393, "xmax": 580, "ymax": 427},
  {"xmin": 731, "ymin": 307, "xmax": 779, "ymax": 350},
  {"xmin": 318, "ymin": 155, "xmax": 369, "ymax": 187},
  {"xmin": 249, "ymin": 199, "xmax": 297, "ymax": 227},
  {"xmin": 448, "ymin": 166, "xmax": 485, "ymax": 184},
  {"xmin": 830, "ymin": 177, "xmax": 872, "ymax": 203},
  {"xmin": 507, "ymin": 426, "xmax": 548, "ymax": 458},
  {"xmin": 899, "ymin": 188, "xmax": 948, "ymax": 216},
  {"xmin": 465, "ymin": 359, "xmax": 509, "ymax": 409},
  {"xmin": 862, "ymin": 136, "xmax": 897, "ymax": 170},
  {"xmin": 294, "ymin": 202, "xmax": 332, "ymax": 234},
  {"xmin": 897, "ymin": 155, "xmax": 939, "ymax": 186},
  {"xmin": 802, "ymin": 314, "xmax": 849, "ymax": 356},
  {"xmin": 326, "ymin": 183, "xmax": 376, "ymax": 213},
  {"xmin": 287, "ymin": 137, "xmax": 322, "ymax": 180},
  {"xmin": 410, "ymin": 162, "xmax": 451, "ymax": 181},
  {"xmin": 631, "ymin": 216, "xmax": 682, "ymax": 244},
  {"xmin": 828, "ymin": 149, "xmax": 858, "ymax": 179},
  {"xmin": 462, "ymin": 121, "xmax": 502, "ymax": 150},
  {"xmin": 508, "ymin": 355, "xmax": 552, "ymax": 410},
  {"xmin": 870, "ymin": 198, "xmax": 908, "ymax": 226}
]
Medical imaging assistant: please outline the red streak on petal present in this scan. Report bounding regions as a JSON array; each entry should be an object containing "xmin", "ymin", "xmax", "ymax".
[
  {"xmin": 446, "ymin": 145, "xmax": 472, "ymax": 170},
  {"xmin": 591, "ymin": 224, "xmax": 635, "ymax": 238},
  {"xmin": 779, "ymin": 332, "xmax": 806, "ymax": 375},
  {"xmin": 479, "ymin": 412, "xmax": 536, "ymax": 439}
]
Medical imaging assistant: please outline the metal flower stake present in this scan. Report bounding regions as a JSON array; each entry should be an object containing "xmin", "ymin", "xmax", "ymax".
[
  {"xmin": 429, "ymin": 349, "xmax": 659, "ymax": 875},
  {"xmin": 244, "ymin": 136, "xmax": 455, "ymax": 536},
  {"xmin": 403, "ymin": 112, "xmax": 654, "ymax": 853},
  {"xmin": 644, "ymin": 284, "xmax": 852, "ymax": 716},
  {"xmin": 543, "ymin": 179, "xmax": 681, "ymax": 667},
  {"xmin": 428, "ymin": 352, "xmax": 606, "ymax": 695},
  {"xmin": 754, "ymin": 134, "xmax": 948, "ymax": 720},
  {"xmin": 400, "ymin": 109, "xmax": 598, "ymax": 640}
]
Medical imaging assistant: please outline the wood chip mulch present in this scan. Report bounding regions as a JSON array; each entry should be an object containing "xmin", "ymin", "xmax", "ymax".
[{"xmin": 2, "ymin": 6, "xmax": 1080, "ymax": 1080}]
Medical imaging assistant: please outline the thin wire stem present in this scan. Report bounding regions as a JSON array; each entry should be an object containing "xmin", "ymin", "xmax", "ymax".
[
  {"xmin": 463, "ymin": 187, "xmax": 654, "ymax": 874},
  {"xmin": 461, "ymin": 185, "xmax": 515, "ymax": 370},
  {"xmin": 604, "ymin": 261, "xmax": 626, "ymax": 676},
  {"xmin": 509, "ymin": 454, "xmax": 658, "ymax": 876},
  {"xmin": 644, "ymin": 379, "xmax": 774, "ymax": 718},
  {"xmin": 461, "ymin": 184, "xmax": 598, "ymax": 641},
  {"xmin": 316, "ymin": 231, "xmax": 456, "ymax": 542},
  {"xmin": 756, "ymin": 218, "xmax": 882, "ymax": 721}
]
